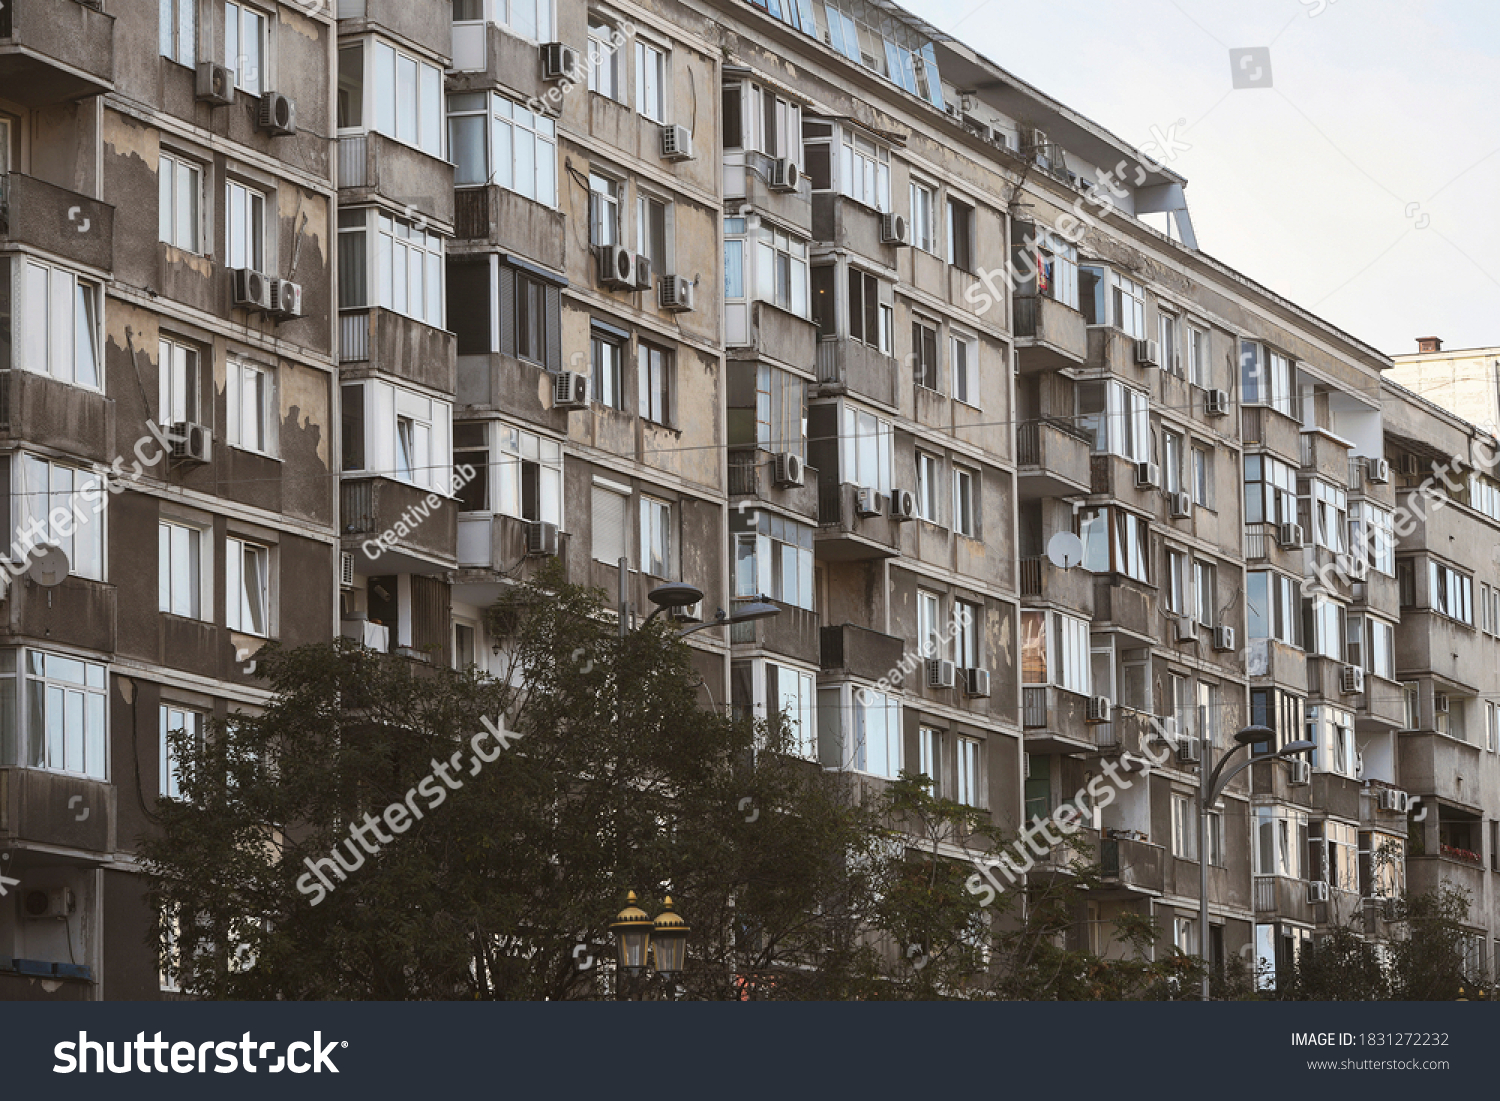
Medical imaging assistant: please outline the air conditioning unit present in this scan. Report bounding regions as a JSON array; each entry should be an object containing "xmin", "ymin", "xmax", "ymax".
[
  {"xmin": 634, "ymin": 254, "xmax": 654, "ymax": 292},
  {"xmin": 1177, "ymin": 737, "xmax": 1201, "ymax": 765},
  {"xmin": 256, "ymin": 91, "xmax": 297, "ymax": 136},
  {"xmin": 1276, "ymin": 522, "xmax": 1304, "ymax": 549},
  {"xmin": 659, "ymin": 275, "xmax": 696, "ymax": 312},
  {"xmin": 660, "ymin": 124, "xmax": 694, "ymax": 161},
  {"xmin": 1134, "ymin": 338, "xmax": 1160, "ymax": 367},
  {"xmin": 1376, "ymin": 787, "xmax": 1406, "ymax": 812},
  {"xmin": 769, "ymin": 159, "xmax": 801, "ymax": 192},
  {"xmin": 854, "ymin": 486, "xmax": 882, "ymax": 518},
  {"xmin": 1433, "ymin": 693, "xmax": 1450, "ymax": 714},
  {"xmin": 1396, "ymin": 453, "xmax": 1421, "ymax": 478},
  {"xmin": 525, "ymin": 520, "xmax": 559, "ymax": 557},
  {"xmin": 1346, "ymin": 556, "xmax": 1369, "ymax": 581},
  {"xmin": 944, "ymin": 102, "xmax": 962, "ymax": 120},
  {"xmin": 889, "ymin": 489, "xmax": 917, "ymax": 521},
  {"xmin": 1213, "ymin": 624, "xmax": 1236, "ymax": 652},
  {"xmin": 541, "ymin": 42, "xmax": 579, "ymax": 81},
  {"xmin": 927, "ymin": 658, "xmax": 956, "ymax": 689},
  {"xmin": 271, "ymin": 279, "xmax": 303, "ymax": 319},
  {"xmin": 232, "ymin": 268, "xmax": 274, "ymax": 312},
  {"xmin": 1366, "ymin": 457, "xmax": 1391, "ymax": 484},
  {"xmin": 1134, "ymin": 461, "xmax": 1160, "ymax": 489},
  {"xmin": 554, "ymin": 371, "xmax": 589, "ymax": 409},
  {"xmin": 1288, "ymin": 758, "xmax": 1311, "ymax": 786},
  {"xmin": 772, "ymin": 451, "xmax": 804, "ymax": 488},
  {"xmin": 23, "ymin": 887, "xmax": 74, "ymax": 920},
  {"xmin": 1307, "ymin": 881, "xmax": 1330, "ymax": 904},
  {"xmin": 1205, "ymin": 388, "xmax": 1230, "ymax": 417},
  {"xmin": 880, "ymin": 212, "xmax": 910, "ymax": 246},
  {"xmin": 168, "ymin": 421, "xmax": 212, "ymax": 464},
  {"xmin": 1152, "ymin": 718, "xmax": 1180, "ymax": 746},
  {"xmin": 962, "ymin": 667, "xmax": 991, "ymax": 698},
  {"xmin": 1174, "ymin": 615, "xmax": 1197, "ymax": 644},
  {"xmin": 1085, "ymin": 696, "xmax": 1112, "ymax": 724},
  {"xmin": 597, "ymin": 245, "xmax": 637, "ymax": 290},
  {"xmin": 195, "ymin": 61, "xmax": 235, "ymax": 105},
  {"xmin": 1340, "ymin": 665, "xmax": 1365, "ymax": 695},
  {"xmin": 340, "ymin": 551, "xmax": 355, "ymax": 589},
  {"xmin": 1169, "ymin": 491, "xmax": 1192, "ymax": 519}
]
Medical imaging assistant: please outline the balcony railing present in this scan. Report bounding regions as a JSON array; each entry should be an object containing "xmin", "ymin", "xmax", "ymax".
[
  {"xmin": 1253, "ymin": 876, "xmax": 1276, "ymax": 913},
  {"xmin": 341, "ymin": 479, "xmax": 376, "ymax": 534},
  {"xmin": 816, "ymin": 335, "xmax": 838, "ymax": 383},
  {"xmin": 339, "ymin": 309, "xmax": 371, "ymax": 363},
  {"xmin": 1022, "ymin": 686, "xmax": 1048, "ymax": 729},
  {"xmin": 337, "ymin": 135, "xmax": 368, "ymax": 188},
  {"xmin": 1020, "ymin": 556, "xmax": 1043, "ymax": 597},
  {"xmin": 1017, "ymin": 417, "xmax": 1090, "ymax": 467},
  {"xmin": 729, "ymin": 451, "xmax": 759, "ymax": 497}
]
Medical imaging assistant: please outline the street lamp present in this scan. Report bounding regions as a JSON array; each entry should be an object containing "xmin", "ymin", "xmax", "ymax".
[
  {"xmin": 1197, "ymin": 725, "xmax": 1317, "ymax": 1001},
  {"xmin": 610, "ymin": 890, "xmax": 691, "ymax": 997}
]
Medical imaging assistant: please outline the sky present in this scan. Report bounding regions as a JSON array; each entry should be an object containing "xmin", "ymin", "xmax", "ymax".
[{"xmin": 916, "ymin": 0, "xmax": 1500, "ymax": 357}]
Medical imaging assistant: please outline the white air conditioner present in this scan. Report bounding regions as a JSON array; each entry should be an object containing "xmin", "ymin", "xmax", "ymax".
[
  {"xmin": 1340, "ymin": 665, "xmax": 1365, "ymax": 694},
  {"xmin": 525, "ymin": 520, "xmax": 559, "ymax": 557},
  {"xmin": 659, "ymin": 275, "xmax": 695, "ymax": 312},
  {"xmin": 1134, "ymin": 338, "xmax": 1160, "ymax": 367},
  {"xmin": 1376, "ymin": 788, "xmax": 1403, "ymax": 812},
  {"xmin": 880, "ymin": 212, "xmax": 910, "ymax": 246},
  {"xmin": 660, "ymin": 124, "xmax": 694, "ymax": 161},
  {"xmin": 195, "ymin": 61, "xmax": 235, "ymax": 105},
  {"xmin": 889, "ymin": 489, "xmax": 917, "ymax": 521},
  {"xmin": 257, "ymin": 91, "xmax": 297, "ymax": 136},
  {"xmin": 168, "ymin": 421, "xmax": 212, "ymax": 464},
  {"xmin": 963, "ymin": 667, "xmax": 991, "ymax": 698},
  {"xmin": 1433, "ymin": 693, "xmax": 1450, "ymax": 714},
  {"xmin": 1135, "ymin": 461, "xmax": 1160, "ymax": 489},
  {"xmin": 1288, "ymin": 758, "xmax": 1311, "ymax": 786},
  {"xmin": 1205, "ymin": 388, "xmax": 1230, "ymax": 417},
  {"xmin": 769, "ymin": 159, "xmax": 801, "ymax": 192},
  {"xmin": 1307, "ymin": 881, "xmax": 1330, "ymax": 904},
  {"xmin": 1169, "ymin": 491, "xmax": 1192, "ymax": 519},
  {"xmin": 1176, "ymin": 737, "xmax": 1201, "ymax": 765},
  {"xmin": 1213, "ymin": 624, "xmax": 1236, "ymax": 652},
  {"xmin": 634, "ymin": 253, "xmax": 654, "ymax": 292},
  {"xmin": 1366, "ymin": 456, "xmax": 1391, "ymax": 484},
  {"xmin": 541, "ymin": 42, "xmax": 578, "ymax": 81},
  {"xmin": 1085, "ymin": 696, "xmax": 1112, "ymax": 724},
  {"xmin": 1393, "ymin": 791, "xmax": 1411, "ymax": 813},
  {"xmin": 554, "ymin": 371, "xmax": 589, "ymax": 409},
  {"xmin": 772, "ymin": 451, "xmax": 804, "ymax": 488},
  {"xmin": 232, "ymin": 268, "xmax": 274, "ymax": 312},
  {"xmin": 271, "ymin": 279, "xmax": 303, "ymax": 319},
  {"xmin": 340, "ymin": 551, "xmax": 355, "ymax": 589},
  {"xmin": 854, "ymin": 486, "xmax": 882, "ymax": 518},
  {"xmin": 1346, "ymin": 556, "xmax": 1369, "ymax": 581},
  {"xmin": 23, "ymin": 887, "xmax": 74, "ymax": 920},
  {"xmin": 1174, "ymin": 615, "xmax": 1197, "ymax": 644},
  {"xmin": 1276, "ymin": 522, "xmax": 1304, "ymax": 549},
  {"xmin": 927, "ymin": 658, "xmax": 956, "ymax": 689},
  {"xmin": 944, "ymin": 102, "xmax": 962, "ymax": 120},
  {"xmin": 597, "ymin": 245, "xmax": 637, "ymax": 289}
]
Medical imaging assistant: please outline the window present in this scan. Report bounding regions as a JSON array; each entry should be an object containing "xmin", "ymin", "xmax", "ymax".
[
  {"xmin": 372, "ymin": 212, "xmax": 444, "ymax": 327},
  {"xmin": 1163, "ymin": 430, "xmax": 1183, "ymax": 495},
  {"xmin": 918, "ymin": 725, "xmax": 942, "ymax": 796},
  {"xmin": 224, "ymin": 2, "xmax": 266, "ymax": 98},
  {"xmin": 950, "ymin": 332, "xmax": 976, "ymax": 405},
  {"xmin": 953, "ymin": 466, "xmax": 976, "ymax": 537},
  {"xmin": 733, "ymin": 512, "xmax": 813, "ymax": 610},
  {"xmin": 1188, "ymin": 324, "xmax": 1210, "ymax": 388},
  {"xmin": 1255, "ymin": 806, "xmax": 1308, "ymax": 878},
  {"xmin": 1241, "ymin": 342, "xmax": 1295, "ymax": 417},
  {"xmin": 912, "ymin": 317, "xmax": 938, "ymax": 389},
  {"xmin": 910, "ymin": 180, "xmax": 936, "ymax": 252},
  {"xmin": 447, "ymin": 93, "xmax": 557, "ymax": 206},
  {"xmin": 158, "ymin": 337, "xmax": 201, "ymax": 426},
  {"xmin": 636, "ymin": 193, "xmax": 669, "ymax": 275},
  {"xmin": 158, "ymin": 153, "xmax": 202, "ymax": 253},
  {"xmin": 1244, "ymin": 454, "xmax": 1298, "ymax": 526},
  {"xmin": 225, "ymin": 180, "xmax": 266, "ymax": 272},
  {"xmin": 1023, "ymin": 753, "xmax": 1051, "ymax": 822},
  {"xmin": 740, "ymin": 82, "xmax": 801, "ymax": 159},
  {"xmin": 1305, "ymin": 596, "xmax": 1345, "ymax": 660},
  {"xmin": 849, "ymin": 687, "xmax": 900, "ymax": 777},
  {"xmin": 1166, "ymin": 549, "xmax": 1188, "ymax": 615},
  {"xmin": 1078, "ymin": 506, "xmax": 1150, "ymax": 583},
  {"xmin": 915, "ymin": 452, "xmax": 939, "ymax": 523},
  {"xmin": 509, "ymin": 269, "xmax": 551, "ymax": 366},
  {"xmin": 1173, "ymin": 917, "xmax": 1196, "ymax": 955},
  {"xmin": 591, "ymin": 482, "xmax": 627, "ymax": 564},
  {"xmin": 638, "ymin": 343, "xmax": 671, "ymax": 425},
  {"xmin": 1194, "ymin": 560, "xmax": 1216, "ymax": 625},
  {"xmin": 1307, "ymin": 705, "xmax": 1357, "ymax": 777},
  {"xmin": 342, "ymin": 381, "xmax": 454, "ymax": 492},
  {"xmin": 635, "ymin": 40, "xmax": 667, "ymax": 122},
  {"xmin": 1022, "ymin": 610, "xmax": 1090, "ymax": 695},
  {"xmin": 640, "ymin": 497, "xmax": 673, "ymax": 579},
  {"xmin": 763, "ymin": 662, "xmax": 816, "ymax": 759},
  {"xmin": 946, "ymin": 197, "xmax": 974, "ymax": 272},
  {"xmin": 840, "ymin": 405, "xmax": 893, "ymax": 494},
  {"xmin": 160, "ymin": 0, "xmax": 197, "ymax": 66},
  {"xmin": 226, "ymin": 537, "xmax": 270, "ymax": 636},
  {"xmin": 955, "ymin": 601, "xmax": 980, "ymax": 669},
  {"xmin": 1430, "ymin": 561, "xmax": 1474, "ymax": 625},
  {"xmin": 159, "ymin": 521, "xmax": 205, "ymax": 619},
  {"xmin": 839, "ymin": 130, "xmax": 891, "ymax": 211},
  {"xmin": 1079, "ymin": 264, "xmax": 1106, "ymax": 325},
  {"xmin": 160, "ymin": 706, "xmax": 205, "ymax": 800},
  {"xmin": 591, "ymin": 328, "xmax": 625, "ymax": 411},
  {"xmin": 452, "ymin": 423, "xmax": 487, "ymax": 513},
  {"xmin": 848, "ymin": 269, "xmax": 892, "ymax": 351},
  {"xmin": 956, "ymin": 736, "xmax": 981, "ymax": 807},
  {"xmin": 1308, "ymin": 481, "xmax": 1347, "ymax": 553},
  {"xmin": 1112, "ymin": 273, "xmax": 1147, "ymax": 339},
  {"xmin": 1020, "ymin": 226, "xmax": 1079, "ymax": 310},
  {"xmin": 589, "ymin": 173, "xmax": 619, "ymax": 248},
  {"xmin": 1077, "ymin": 380, "xmax": 1150, "ymax": 462},
  {"xmin": 1248, "ymin": 571, "xmax": 1299, "ymax": 646},
  {"xmin": 1352, "ymin": 616, "xmax": 1395, "ymax": 680},
  {"xmin": 489, "ymin": 0, "xmax": 552, "ymax": 40},
  {"xmin": 227, "ymin": 361, "xmax": 275, "ymax": 456},
  {"xmin": 19, "ymin": 260, "xmax": 102, "ymax": 388},
  {"xmin": 1197, "ymin": 680, "xmax": 1220, "ymax": 748},
  {"xmin": 1207, "ymin": 810, "xmax": 1224, "ymax": 866},
  {"xmin": 917, "ymin": 590, "xmax": 942, "ymax": 659},
  {"xmin": 367, "ymin": 40, "xmax": 443, "ymax": 157},
  {"xmin": 588, "ymin": 19, "xmax": 621, "ymax": 100},
  {"xmin": 753, "ymin": 365, "xmax": 806, "ymax": 457},
  {"xmin": 1350, "ymin": 502, "xmax": 1395, "ymax": 576},
  {"xmin": 1171, "ymin": 792, "xmax": 1197, "ymax": 859},
  {"xmin": 1158, "ymin": 311, "xmax": 1180, "ymax": 375},
  {"xmin": 1311, "ymin": 820, "xmax": 1359, "ymax": 892},
  {"xmin": 1191, "ymin": 446, "xmax": 1211, "ymax": 508},
  {"xmin": 2, "ymin": 650, "xmax": 108, "ymax": 779},
  {"xmin": 753, "ymin": 223, "xmax": 810, "ymax": 317},
  {"xmin": 16, "ymin": 457, "xmax": 104, "ymax": 581},
  {"xmin": 453, "ymin": 622, "xmax": 476, "ymax": 670}
]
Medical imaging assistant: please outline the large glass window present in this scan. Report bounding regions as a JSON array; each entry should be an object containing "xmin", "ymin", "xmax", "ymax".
[
  {"xmin": 17, "ymin": 456, "xmax": 104, "ymax": 581},
  {"xmin": 848, "ymin": 269, "xmax": 892, "ymax": 351},
  {"xmin": 850, "ymin": 687, "xmax": 900, "ymax": 777},
  {"xmin": 225, "ymin": 181, "xmax": 266, "ymax": 272},
  {"xmin": 1077, "ymin": 380, "xmax": 1149, "ymax": 462},
  {"xmin": 1254, "ymin": 806, "xmax": 1308, "ymax": 878},
  {"xmin": 447, "ymin": 93, "xmax": 557, "ymax": 205},
  {"xmin": 227, "ymin": 361, "xmax": 276, "ymax": 456},
  {"xmin": 367, "ymin": 40, "xmax": 443, "ymax": 156},
  {"xmin": 1430, "ymin": 561, "xmax": 1474, "ymax": 625},
  {"xmin": 753, "ymin": 223, "xmax": 810, "ymax": 317},
  {"xmin": 1021, "ymin": 610, "xmax": 1089, "ymax": 694},
  {"xmin": 1244, "ymin": 454, "xmax": 1298, "ymax": 526},
  {"xmin": 1112, "ymin": 272, "xmax": 1146, "ymax": 338},
  {"xmin": 1078, "ymin": 506, "xmax": 1149, "ymax": 583},
  {"xmin": 224, "ymin": 2, "xmax": 266, "ymax": 98},
  {"xmin": 734, "ymin": 512, "xmax": 813, "ymax": 610},
  {"xmin": 3, "ymin": 650, "xmax": 108, "ymax": 779},
  {"xmin": 1307, "ymin": 705, "xmax": 1357, "ymax": 777},
  {"xmin": 376, "ymin": 213, "xmax": 444, "ymax": 326},
  {"xmin": 227, "ymin": 537, "xmax": 270, "ymax": 636},
  {"xmin": 754, "ymin": 364, "xmax": 806, "ymax": 457},
  {"xmin": 839, "ymin": 405, "xmax": 892, "ymax": 494},
  {"xmin": 1248, "ymin": 570, "xmax": 1299, "ymax": 645},
  {"xmin": 19, "ymin": 260, "xmax": 101, "ymax": 388},
  {"xmin": 1308, "ymin": 480, "xmax": 1347, "ymax": 553},
  {"xmin": 159, "ymin": 521, "xmax": 205, "ymax": 619},
  {"xmin": 159, "ymin": 153, "xmax": 202, "ymax": 253},
  {"xmin": 1241, "ymin": 341, "xmax": 1295, "ymax": 417},
  {"xmin": 838, "ymin": 130, "xmax": 891, "ymax": 211}
]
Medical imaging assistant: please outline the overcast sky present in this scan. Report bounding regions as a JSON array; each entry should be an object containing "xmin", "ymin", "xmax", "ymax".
[{"xmin": 919, "ymin": 0, "xmax": 1500, "ymax": 357}]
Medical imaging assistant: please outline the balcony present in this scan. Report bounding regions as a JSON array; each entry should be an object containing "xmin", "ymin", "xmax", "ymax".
[
  {"xmin": 724, "ymin": 151, "xmax": 812, "ymax": 236},
  {"xmin": 0, "ymin": 767, "xmax": 113, "ymax": 854},
  {"xmin": 341, "ymin": 476, "xmax": 457, "ymax": 570},
  {"xmin": 731, "ymin": 600, "xmax": 819, "ymax": 664},
  {"xmin": 454, "ymin": 187, "xmax": 567, "ymax": 267},
  {"xmin": 1017, "ymin": 419, "xmax": 1090, "ymax": 498},
  {"xmin": 728, "ymin": 450, "xmax": 819, "ymax": 524},
  {"xmin": 0, "ymin": 0, "xmax": 114, "ymax": 106},
  {"xmin": 730, "ymin": 301, "xmax": 817, "ymax": 370},
  {"xmin": 1240, "ymin": 405, "xmax": 1302, "ymax": 464},
  {"xmin": 339, "ymin": 308, "xmax": 456, "ymax": 394},
  {"xmin": 1084, "ymin": 326, "xmax": 1152, "ymax": 386},
  {"xmin": 1246, "ymin": 637, "xmax": 1307, "ymax": 692},
  {"xmin": 337, "ymin": 134, "xmax": 455, "ymax": 232},
  {"xmin": 1, "ymin": 575, "xmax": 115, "ymax": 655},
  {"xmin": 1098, "ymin": 836, "xmax": 1166, "ymax": 897},
  {"xmin": 450, "ymin": 20, "xmax": 546, "ymax": 104},
  {"xmin": 1021, "ymin": 686, "xmax": 1096, "ymax": 754},
  {"xmin": 815, "ymin": 481, "xmax": 900, "ymax": 562},
  {"xmin": 1406, "ymin": 851, "xmax": 1485, "ymax": 909},
  {"xmin": 1399, "ymin": 730, "xmax": 1483, "ymax": 813},
  {"xmin": 820, "ymin": 623, "xmax": 904, "ymax": 685},
  {"xmin": 0, "ymin": 370, "xmax": 114, "ymax": 465},
  {"xmin": 1253, "ymin": 875, "xmax": 1315, "ymax": 923},
  {"xmin": 1242, "ymin": 522, "xmax": 1305, "ymax": 575},
  {"xmin": 1299, "ymin": 427, "xmax": 1352, "ymax": 487},
  {"xmin": 337, "ymin": 0, "xmax": 451, "ymax": 64},
  {"xmin": 1091, "ymin": 575, "xmax": 1154, "ymax": 640},
  {"xmin": 1089, "ymin": 453, "xmax": 1159, "ymax": 511},
  {"xmin": 1013, "ymin": 296, "xmax": 1087, "ymax": 372},
  {"xmin": 813, "ymin": 336, "xmax": 897, "ymax": 409},
  {"xmin": 1019, "ymin": 555, "xmax": 1095, "ymax": 617},
  {"xmin": 810, "ymin": 192, "xmax": 895, "ymax": 256},
  {"xmin": 0, "ymin": 173, "xmax": 114, "ymax": 273}
]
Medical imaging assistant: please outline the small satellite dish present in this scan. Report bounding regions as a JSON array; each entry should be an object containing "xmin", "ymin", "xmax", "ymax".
[
  {"xmin": 25, "ymin": 545, "xmax": 69, "ymax": 587},
  {"xmin": 1046, "ymin": 531, "xmax": 1085, "ymax": 570}
]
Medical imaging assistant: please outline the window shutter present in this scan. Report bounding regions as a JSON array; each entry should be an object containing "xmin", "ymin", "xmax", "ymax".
[
  {"xmin": 591, "ymin": 485, "xmax": 625, "ymax": 565},
  {"xmin": 498, "ymin": 265, "xmax": 516, "ymax": 356},
  {"xmin": 545, "ymin": 284, "xmax": 562, "ymax": 372}
]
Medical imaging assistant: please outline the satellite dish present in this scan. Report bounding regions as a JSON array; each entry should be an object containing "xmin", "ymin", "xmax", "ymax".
[
  {"xmin": 1046, "ymin": 531, "xmax": 1085, "ymax": 569},
  {"xmin": 25, "ymin": 545, "xmax": 69, "ymax": 587}
]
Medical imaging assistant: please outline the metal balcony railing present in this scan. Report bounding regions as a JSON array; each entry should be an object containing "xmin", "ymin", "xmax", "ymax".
[
  {"xmin": 337, "ymin": 134, "xmax": 368, "ymax": 189},
  {"xmin": 339, "ymin": 310, "xmax": 370, "ymax": 363},
  {"xmin": 1022, "ymin": 686, "xmax": 1048, "ymax": 729},
  {"xmin": 1019, "ymin": 556, "xmax": 1044, "ymax": 597}
]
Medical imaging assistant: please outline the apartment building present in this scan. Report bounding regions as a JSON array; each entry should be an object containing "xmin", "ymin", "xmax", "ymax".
[
  {"xmin": 5, "ymin": 0, "xmax": 1498, "ymax": 1001},
  {"xmin": 1388, "ymin": 337, "xmax": 1500, "ymax": 440}
]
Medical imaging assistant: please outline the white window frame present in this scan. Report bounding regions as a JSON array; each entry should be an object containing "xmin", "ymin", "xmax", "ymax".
[
  {"xmin": 160, "ymin": 704, "xmax": 205, "ymax": 800},
  {"xmin": 493, "ymin": 423, "xmax": 562, "ymax": 526},
  {"xmin": 225, "ymin": 179, "xmax": 266, "ymax": 273},
  {"xmin": 638, "ymin": 342, "xmax": 671, "ymax": 426},
  {"xmin": 1188, "ymin": 323, "xmax": 1210, "ymax": 388},
  {"xmin": 224, "ymin": 2, "xmax": 267, "ymax": 98},
  {"xmin": 12, "ymin": 649, "xmax": 109, "ymax": 779},
  {"xmin": 159, "ymin": 519, "xmax": 209, "ymax": 620},
  {"xmin": 16, "ymin": 455, "xmax": 105, "ymax": 581},
  {"xmin": 367, "ymin": 38, "xmax": 444, "ymax": 157},
  {"xmin": 226, "ymin": 536, "xmax": 272, "ymax": 637},
  {"xmin": 159, "ymin": 337, "xmax": 201, "ymax": 426},
  {"xmin": 634, "ymin": 38, "xmax": 667, "ymax": 123},
  {"xmin": 917, "ymin": 589, "xmax": 942, "ymax": 659},
  {"xmin": 1171, "ymin": 792, "xmax": 1197, "ymax": 860},
  {"xmin": 160, "ymin": 0, "xmax": 197, "ymax": 66},
  {"xmin": 640, "ymin": 496, "xmax": 673, "ymax": 580},
  {"xmin": 915, "ymin": 451, "xmax": 939, "ymax": 523},
  {"xmin": 374, "ymin": 210, "xmax": 445, "ymax": 327},
  {"xmin": 446, "ymin": 92, "xmax": 558, "ymax": 206},
  {"xmin": 909, "ymin": 179, "xmax": 936, "ymax": 252},
  {"xmin": 226, "ymin": 360, "xmax": 277, "ymax": 457},
  {"xmin": 950, "ymin": 331, "xmax": 977, "ymax": 406},
  {"xmin": 839, "ymin": 129, "xmax": 891, "ymax": 212},
  {"xmin": 956, "ymin": 736, "xmax": 981, "ymax": 808},
  {"xmin": 1113, "ymin": 272, "xmax": 1147, "ymax": 339},
  {"xmin": 848, "ymin": 686, "xmax": 901, "ymax": 778},
  {"xmin": 19, "ymin": 259, "xmax": 103, "ymax": 390},
  {"xmin": 953, "ymin": 465, "xmax": 976, "ymax": 537},
  {"xmin": 159, "ymin": 152, "xmax": 203, "ymax": 254},
  {"xmin": 589, "ymin": 172, "xmax": 620, "ymax": 247},
  {"xmin": 840, "ymin": 404, "xmax": 893, "ymax": 495},
  {"xmin": 591, "ymin": 327, "xmax": 626, "ymax": 412},
  {"xmin": 587, "ymin": 18, "xmax": 621, "ymax": 100}
]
